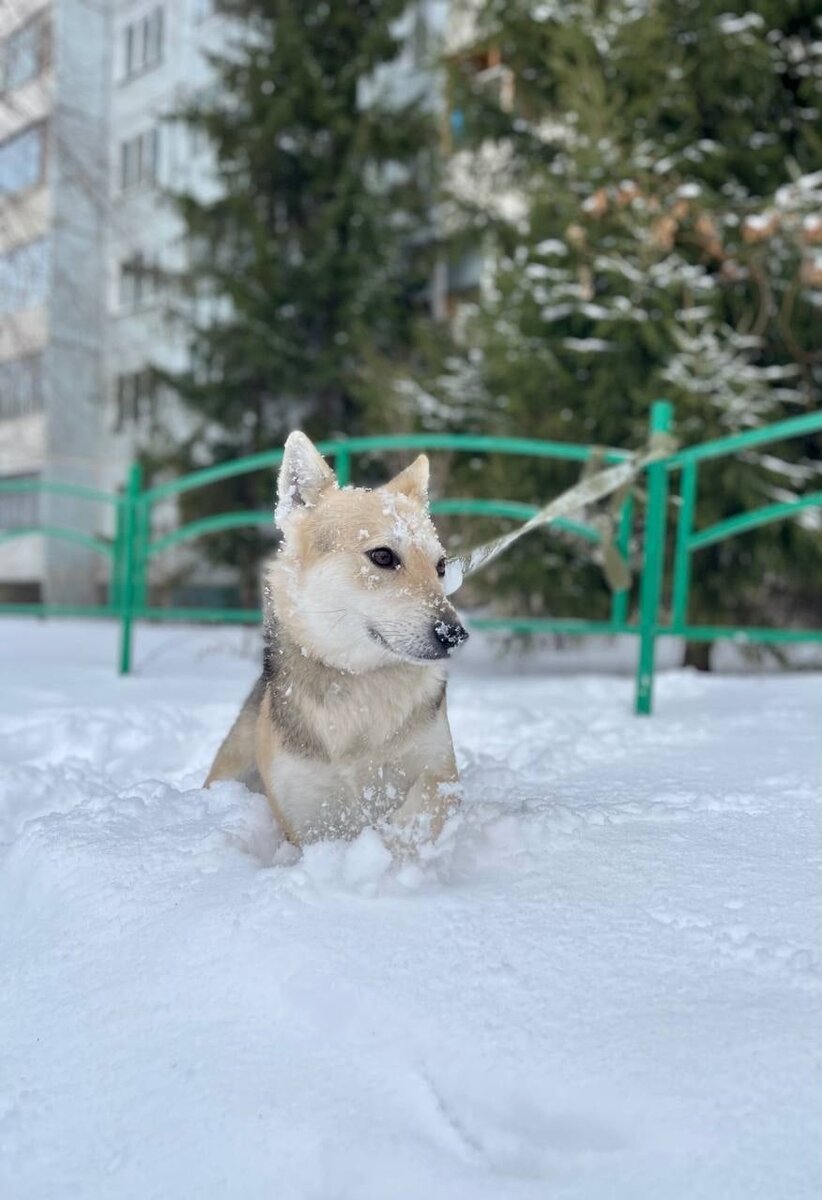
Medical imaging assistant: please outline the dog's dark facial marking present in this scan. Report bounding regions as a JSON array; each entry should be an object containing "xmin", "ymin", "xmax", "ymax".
[
  {"xmin": 263, "ymin": 616, "xmax": 328, "ymax": 759},
  {"xmin": 262, "ymin": 617, "xmax": 280, "ymax": 683}
]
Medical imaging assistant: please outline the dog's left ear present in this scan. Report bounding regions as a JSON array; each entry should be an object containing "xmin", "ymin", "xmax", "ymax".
[
  {"xmin": 384, "ymin": 454, "xmax": 429, "ymax": 505},
  {"xmin": 276, "ymin": 431, "xmax": 336, "ymax": 525}
]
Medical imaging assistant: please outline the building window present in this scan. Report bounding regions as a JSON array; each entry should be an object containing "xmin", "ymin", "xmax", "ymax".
[
  {"xmin": 0, "ymin": 123, "xmax": 47, "ymax": 197},
  {"xmin": 119, "ymin": 252, "xmax": 163, "ymax": 311},
  {"xmin": 0, "ymin": 355, "xmax": 44, "ymax": 420},
  {"xmin": 0, "ymin": 238, "xmax": 50, "ymax": 315},
  {"xmin": 0, "ymin": 474, "xmax": 40, "ymax": 527},
  {"xmin": 114, "ymin": 368, "xmax": 157, "ymax": 430},
  {"xmin": 123, "ymin": 7, "xmax": 164, "ymax": 80},
  {"xmin": 120, "ymin": 126, "xmax": 160, "ymax": 190},
  {"xmin": 0, "ymin": 13, "xmax": 50, "ymax": 93}
]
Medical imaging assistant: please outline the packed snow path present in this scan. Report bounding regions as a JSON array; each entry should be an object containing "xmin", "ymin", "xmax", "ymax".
[{"xmin": 1, "ymin": 620, "xmax": 820, "ymax": 1199}]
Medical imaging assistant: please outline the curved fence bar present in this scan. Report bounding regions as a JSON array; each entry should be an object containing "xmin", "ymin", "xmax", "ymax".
[
  {"xmin": 138, "ymin": 606, "xmax": 261, "ymax": 624},
  {"xmin": 662, "ymin": 624, "xmax": 822, "ymax": 645},
  {"xmin": 0, "ymin": 478, "xmax": 124, "ymax": 506},
  {"xmin": 689, "ymin": 492, "xmax": 822, "ymax": 551},
  {"xmin": 429, "ymin": 498, "xmax": 600, "ymax": 544},
  {"xmin": 0, "ymin": 525, "xmax": 114, "ymax": 556},
  {"xmin": 470, "ymin": 616, "xmax": 639, "ymax": 635},
  {"xmin": 147, "ymin": 511, "xmax": 275, "ymax": 558},
  {"xmin": 140, "ymin": 434, "xmax": 629, "ymax": 506},
  {"xmin": 667, "ymin": 410, "xmax": 822, "ymax": 467},
  {"xmin": 0, "ymin": 603, "xmax": 118, "ymax": 618}
]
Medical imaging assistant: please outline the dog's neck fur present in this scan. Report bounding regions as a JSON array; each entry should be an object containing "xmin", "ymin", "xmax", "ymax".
[{"xmin": 262, "ymin": 566, "xmax": 445, "ymax": 763}]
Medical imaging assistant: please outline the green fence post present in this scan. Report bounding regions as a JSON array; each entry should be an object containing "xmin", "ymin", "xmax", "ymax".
[
  {"xmin": 111, "ymin": 498, "xmax": 125, "ymax": 611},
  {"xmin": 132, "ymin": 497, "xmax": 150, "ymax": 610},
  {"xmin": 671, "ymin": 460, "xmax": 697, "ymax": 630},
  {"xmin": 635, "ymin": 401, "xmax": 673, "ymax": 715},
  {"xmin": 118, "ymin": 462, "xmax": 142, "ymax": 676},
  {"xmin": 335, "ymin": 445, "xmax": 351, "ymax": 487}
]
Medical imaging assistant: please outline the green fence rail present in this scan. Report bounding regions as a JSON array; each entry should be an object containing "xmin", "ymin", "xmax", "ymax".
[{"xmin": 1, "ymin": 402, "xmax": 821, "ymax": 713}]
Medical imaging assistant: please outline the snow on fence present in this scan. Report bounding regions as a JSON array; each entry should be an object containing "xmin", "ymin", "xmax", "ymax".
[{"xmin": 1, "ymin": 401, "xmax": 821, "ymax": 714}]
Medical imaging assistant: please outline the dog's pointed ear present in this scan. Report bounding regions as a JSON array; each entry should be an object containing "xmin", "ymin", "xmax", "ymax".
[
  {"xmin": 276, "ymin": 432, "xmax": 335, "ymax": 525},
  {"xmin": 384, "ymin": 454, "xmax": 429, "ymax": 504}
]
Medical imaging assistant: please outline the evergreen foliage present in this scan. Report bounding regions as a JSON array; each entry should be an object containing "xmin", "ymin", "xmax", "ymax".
[
  {"xmin": 164, "ymin": 0, "xmax": 441, "ymax": 597},
  {"xmin": 442, "ymin": 0, "xmax": 822, "ymax": 649}
]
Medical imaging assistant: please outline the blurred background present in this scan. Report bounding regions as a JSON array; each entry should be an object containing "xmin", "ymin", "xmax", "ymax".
[{"xmin": 0, "ymin": 0, "xmax": 820, "ymax": 669}]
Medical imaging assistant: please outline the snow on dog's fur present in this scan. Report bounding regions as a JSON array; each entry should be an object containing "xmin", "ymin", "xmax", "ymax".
[{"xmin": 206, "ymin": 432, "xmax": 468, "ymax": 847}]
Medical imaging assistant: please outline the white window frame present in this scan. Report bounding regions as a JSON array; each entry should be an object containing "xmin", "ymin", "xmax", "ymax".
[
  {"xmin": 119, "ymin": 252, "xmax": 163, "ymax": 312},
  {"xmin": 119, "ymin": 126, "xmax": 160, "ymax": 191},
  {"xmin": 0, "ymin": 13, "xmax": 50, "ymax": 94},
  {"xmin": 114, "ymin": 367, "xmax": 157, "ymax": 430},
  {"xmin": 0, "ymin": 474, "xmax": 40, "ymax": 527},
  {"xmin": 0, "ymin": 354, "xmax": 44, "ymax": 420},
  {"xmin": 0, "ymin": 237, "xmax": 50, "ymax": 315},
  {"xmin": 123, "ymin": 6, "xmax": 165, "ymax": 81},
  {"xmin": 0, "ymin": 122, "xmax": 47, "ymax": 197}
]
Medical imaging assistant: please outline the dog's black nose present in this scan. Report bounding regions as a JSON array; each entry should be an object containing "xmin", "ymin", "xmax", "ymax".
[{"xmin": 434, "ymin": 620, "xmax": 469, "ymax": 651}]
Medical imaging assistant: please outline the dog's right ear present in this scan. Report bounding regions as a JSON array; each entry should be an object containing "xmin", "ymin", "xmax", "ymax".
[{"xmin": 276, "ymin": 432, "xmax": 336, "ymax": 526}]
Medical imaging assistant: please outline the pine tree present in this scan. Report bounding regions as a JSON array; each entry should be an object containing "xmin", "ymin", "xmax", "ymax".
[
  {"xmin": 162, "ymin": 0, "xmax": 441, "ymax": 600},
  {"xmin": 442, "ymin": 0, "xmax": 822, "ymax": 659}
]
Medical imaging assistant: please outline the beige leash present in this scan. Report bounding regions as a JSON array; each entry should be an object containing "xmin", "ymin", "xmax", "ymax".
[{"xmin": 443, "ymin": 433, "xmax": 677, "ymax": 596}]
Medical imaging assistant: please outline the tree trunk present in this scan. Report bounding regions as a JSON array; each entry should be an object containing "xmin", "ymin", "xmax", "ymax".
[{"xmin": 683, "ymin": 640, "xmax": 713, "ymax": 671}]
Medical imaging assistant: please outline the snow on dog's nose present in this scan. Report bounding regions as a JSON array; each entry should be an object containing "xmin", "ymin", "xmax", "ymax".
[{"xmin": 433, "ymin": 620, "xmax": 469, "ymax": 653}]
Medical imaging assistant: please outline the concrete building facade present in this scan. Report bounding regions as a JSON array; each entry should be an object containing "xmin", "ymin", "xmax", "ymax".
[
  {"xmin": 1, "ymin": 0, "xmax": 109, "ymax": 601},
  {"xmin": 0, "ymin": 0, "xmax": 234, "ymax": 602},
  {"xmin": 0, "ymin": 0, "xmax": 453, "ymax": 604}
]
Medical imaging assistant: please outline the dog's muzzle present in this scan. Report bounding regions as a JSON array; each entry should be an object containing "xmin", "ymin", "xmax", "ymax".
[{"xmin": 433, "ymin": 620, "xmax": 469, "ymax": 653}]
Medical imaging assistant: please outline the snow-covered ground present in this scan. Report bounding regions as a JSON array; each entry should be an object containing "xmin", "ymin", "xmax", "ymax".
[{"xmin": 1, "ymin": 619, "xmax": 820, "ymax": 1199}]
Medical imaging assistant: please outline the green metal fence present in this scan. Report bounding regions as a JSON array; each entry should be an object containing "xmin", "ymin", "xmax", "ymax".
[{"xmin": 1, "ymin": 401, "xmax": 821, "ymax": 713}]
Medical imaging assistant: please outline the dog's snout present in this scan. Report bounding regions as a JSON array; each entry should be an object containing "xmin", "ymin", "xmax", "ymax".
[{"xmin": 434, "ymin": 620, "xmax": 469, "ymax": 652}]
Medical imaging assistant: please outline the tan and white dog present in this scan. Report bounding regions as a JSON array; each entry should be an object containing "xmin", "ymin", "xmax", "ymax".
[{"xmin": 206, "ymin": 431, "xmax": 468, "ymax": 848}]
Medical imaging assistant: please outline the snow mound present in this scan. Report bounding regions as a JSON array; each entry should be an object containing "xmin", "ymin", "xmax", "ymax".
[{"xmin": 1, "ymin": 620, "xmax": 820, "ymax": 1199}]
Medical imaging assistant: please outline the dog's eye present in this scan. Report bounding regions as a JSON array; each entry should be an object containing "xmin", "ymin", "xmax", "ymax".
[
  {"xmin": 367, "ymin": 547, "xmax": 400, "ymax": 570},
  {"xmin": 436, "ymin": 557, "xmax": 446, "ymax": 578}
]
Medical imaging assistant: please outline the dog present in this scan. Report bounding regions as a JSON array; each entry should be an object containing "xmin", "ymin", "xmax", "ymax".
[{"xmin": 206, "ymin": 431, "xmax": 468, "ymax": 848}]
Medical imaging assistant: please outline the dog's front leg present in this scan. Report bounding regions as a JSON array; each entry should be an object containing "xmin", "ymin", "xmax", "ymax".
[
  {"xmin": 387, "ymin": 755, "xmax": 461, "ymax": 851},
  {"xmin": 386, "ymin": 703, "xmax": 461, "ymax": 851}
]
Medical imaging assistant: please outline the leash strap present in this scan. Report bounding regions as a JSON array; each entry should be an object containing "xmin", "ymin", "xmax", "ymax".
[{"xmin": 442, "ymin": 432, "xmax": 676, "ymax": 596}]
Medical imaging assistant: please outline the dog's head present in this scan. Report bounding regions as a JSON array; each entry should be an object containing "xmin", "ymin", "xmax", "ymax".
[{"xmin": 270, "ymin": 432, "xmax": 468, "ymax": 672}]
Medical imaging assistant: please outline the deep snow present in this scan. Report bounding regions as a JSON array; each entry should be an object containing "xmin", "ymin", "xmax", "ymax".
[{"xmin": 1, "ymin": 619, "xmax": 820, "ymax": 1200}]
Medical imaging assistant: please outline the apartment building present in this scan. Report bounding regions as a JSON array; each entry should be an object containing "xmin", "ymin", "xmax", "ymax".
[
  {"xmin": 0, "ymin": 0, "xmax": 451, "ymax": 605},
  {"xmin": 0, "ymin": 0, "xmax": 108, "ymax": 602},
  {"xmin": 0, "ymin": 0, "xmax": 235, "ymax": 602}
]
